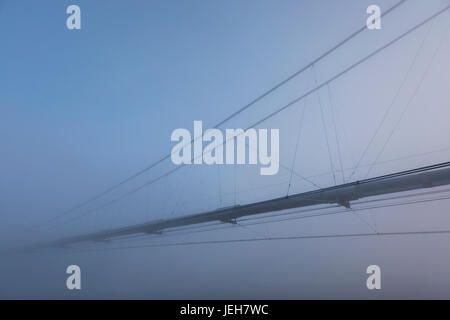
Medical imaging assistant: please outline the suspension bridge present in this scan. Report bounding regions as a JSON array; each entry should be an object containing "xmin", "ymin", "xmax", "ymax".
[{"xmin": 19, "ymin": 0, "xmax": 450, "ymax": 252}]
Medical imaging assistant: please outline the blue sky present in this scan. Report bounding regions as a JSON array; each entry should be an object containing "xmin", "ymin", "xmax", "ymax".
[{"xmin": 1, "ymin": 0, "xmax": 450, "ymax": 298}]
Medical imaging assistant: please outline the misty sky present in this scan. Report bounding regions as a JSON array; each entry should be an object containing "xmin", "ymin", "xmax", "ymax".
[{"xmin": 1, "ymin": 0, "xmax": 450, "ymax": 299}]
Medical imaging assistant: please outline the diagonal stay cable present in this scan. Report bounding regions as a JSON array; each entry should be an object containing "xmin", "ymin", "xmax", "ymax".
[
  {"xmin": 348, "ymin": 13, "xmax": 438, "ymax": 181},
  {"xmin": 287, "ymin": 98, "xmax": 308, "ymax": 196},
  {"xmin": 327, "ymin": 83, "xmax": 346, "ymax": 184},
  {"xmin": 364, "ymin": 13, "xmax": 450, "ymax": 179},
  {"xmin": 313, "ymin": 64, "xmax": 337, "ymax": 185}
]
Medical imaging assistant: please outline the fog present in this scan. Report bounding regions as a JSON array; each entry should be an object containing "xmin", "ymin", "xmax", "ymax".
[{"xmin": 1, "ymin": 0, "xmax": 450, "ymax": 299}]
